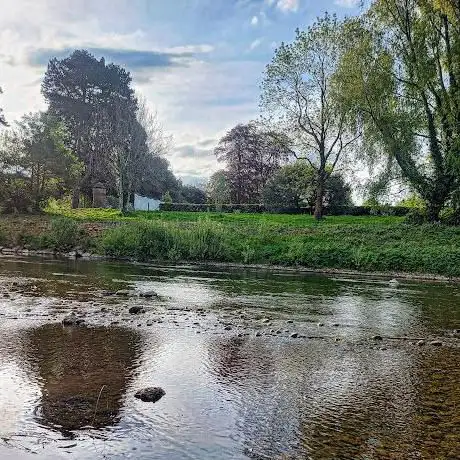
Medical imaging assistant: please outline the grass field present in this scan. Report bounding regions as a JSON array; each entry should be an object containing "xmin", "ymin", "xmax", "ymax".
[{"xmin": 1, "ymin": 209, "xmax": 460, "ymax": 277}]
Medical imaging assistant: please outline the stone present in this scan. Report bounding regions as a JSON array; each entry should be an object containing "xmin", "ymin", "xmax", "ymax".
[
  {"xmin": 430, "ymin": 340, "xmax": 443, "ymax": 347},
  {"xmin": 140, "ymin": 291, "xmax": 159, "ymax": 298},
  {"xmin": 372, "ymin": 335, "xmax": 383, "ymax": 341},
  {"xmin": 290, "ymin": 333, "xmax": 299, "ymax": 339},
  {"xmin": 129, "ymin": 306, "xmax": 144, "ymax": 315},
  {"xmin": 224, "ymin": 325, "xmax": 232, "ymax": 331},
  {"xmin": 134, "ymin": 387, "xmax": 165, "ymax": 403},
  {"xmin": 417, "ymin": 340, "xmax": 426, "ymax": 347},
  {"xmin": 255, "ymin": 331, "xmax": 262, "ymax": 337},
  {"xmin": 317, "ymin": 322, "xmax": 325, "ymax": 327},
  {"xmin": 62, "ymin": 313, "xmax": 80, "ymax": 326}
]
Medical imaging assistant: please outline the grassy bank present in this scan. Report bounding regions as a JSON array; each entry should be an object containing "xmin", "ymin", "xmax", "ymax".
[{"xmin": 1, "ymin": 210, "xmax": 460, "ymax": 277}]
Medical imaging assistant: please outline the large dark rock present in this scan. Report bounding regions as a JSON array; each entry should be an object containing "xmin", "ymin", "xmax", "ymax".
[
  {"xmin": 62, "ymin": 313, "xmax": 84, "ymax": 326},
  {"xmin": 134, "ymin": 387, "xmax": 165, "ymax": 403},
  {"xmin": 139, "ymin": 291, "xmax": 159, "ymax": 299},
  {"xmin": 129, "ymin": 306, "xmax": 144, "ymax": 315}
]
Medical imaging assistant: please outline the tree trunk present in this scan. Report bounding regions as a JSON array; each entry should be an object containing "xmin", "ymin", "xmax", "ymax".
[
  {"xmin": 314, "ymin": 175, "xmax": 325, "ymax": 220},
  {"xmin": 426, "ymin": 200, "xmax": 442, "ymax": 222},
  {"xmin": 118, "ymin": 177, "xmax": 125, "ymax": 213},
  {"xmin": 71, "ymin": 187, "xmax": 80, "ymax": 209}
]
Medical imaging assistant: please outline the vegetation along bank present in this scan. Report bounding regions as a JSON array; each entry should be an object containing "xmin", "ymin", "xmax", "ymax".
[{"xmin": 1, "ymin": 210, "xmax": 459, "ymax": 279}]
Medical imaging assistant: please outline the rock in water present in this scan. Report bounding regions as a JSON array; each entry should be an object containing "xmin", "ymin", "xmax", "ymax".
[
  {"xmin": 134, "ymin": 387, "xmax": 165, "ymax": 403},
  {"xmin": 129, "ymin": 306, "xmax": 144, "ymax": 314},
  {"xmin": 140, "ymin": 291, "xmax": 159, "ymax": 298},
  {"xmin": 62, "ymin": 313, "xmax": 84, "ymax": 326}
]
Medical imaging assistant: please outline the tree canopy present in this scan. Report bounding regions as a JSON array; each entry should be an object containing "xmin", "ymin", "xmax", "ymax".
[
  {"xmin": 261, "ymin": 13, "xmax": 360, "ymax": 219},
  {"xmin": 335, "ymin": 0, "xmax": 460, "ymax": 220}
]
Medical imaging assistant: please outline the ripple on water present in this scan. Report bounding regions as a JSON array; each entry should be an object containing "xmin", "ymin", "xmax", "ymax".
[{"xmin": 0, "ymin": 259, "xmax": 459, "ymax": 459}]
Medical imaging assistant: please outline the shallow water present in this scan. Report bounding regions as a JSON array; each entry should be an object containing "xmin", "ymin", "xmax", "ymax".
[{"xmin": 0, "ymin": 256, "xmax": 459, "ymax": 459}]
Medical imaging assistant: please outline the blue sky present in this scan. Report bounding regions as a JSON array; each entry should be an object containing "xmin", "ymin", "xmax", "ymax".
[{"xmin": 0, "ymin": 0, "xmax": 361, "ymax": 183}]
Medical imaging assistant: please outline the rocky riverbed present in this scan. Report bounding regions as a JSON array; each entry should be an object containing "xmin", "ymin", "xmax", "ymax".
[{"xmin": 0, "ymin": 256, "xmax": 459, "ymax": 459}]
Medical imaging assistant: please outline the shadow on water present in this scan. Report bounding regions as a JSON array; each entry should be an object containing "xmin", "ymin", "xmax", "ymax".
[{"xmin": 22, "ymin": 324, "xmax": 143, "ymax": 434}]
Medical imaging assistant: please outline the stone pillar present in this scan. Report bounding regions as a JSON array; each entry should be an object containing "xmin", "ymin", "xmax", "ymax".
[{"xmin": 92, "ymin": 183, "xmax": 107, "ymax": 208}]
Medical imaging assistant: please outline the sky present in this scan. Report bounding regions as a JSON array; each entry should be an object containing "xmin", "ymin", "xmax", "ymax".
[{"xmin": 0, "ymin": 0, "xmax": 362, "ymax": 184}]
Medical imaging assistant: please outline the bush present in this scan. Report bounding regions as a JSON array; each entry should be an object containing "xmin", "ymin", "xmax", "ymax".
[
  {"xmin": 158, "ymin": 202, "xmax": 412, "ymax": 216},
  {"xmin": 405, "ymin": 209, "xmax": 428, "ymax": 225},
  {"xmin": 101, "ymin": 219, "xmax": 231, "ymax": 262},
  {"xmin": 440, "ymin": 208, "xmax": 460, "ymax": 226},
  {"xmin": 49, "ymin": 217, "xmax": 82, "ymax": 251}
]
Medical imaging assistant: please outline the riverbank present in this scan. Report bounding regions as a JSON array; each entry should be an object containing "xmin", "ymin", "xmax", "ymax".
[{"xmin": 1, "ymin": 211, "xmax": 460, "ymax": 277}]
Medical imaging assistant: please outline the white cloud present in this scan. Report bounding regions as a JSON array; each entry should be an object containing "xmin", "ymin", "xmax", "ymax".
[
  {"xmin": 275, "ymin": 0, "xmax": 299, "ymax": 12},
  {"xmin": 251, "ymin": 15, "xmax": 259, "ymax": 26},
  {"xmin": 249, "ymin": 38, "xmax": 263, "ymax": 51},
  {"xmin": 334, "ymin": 0, "xmax": 360, "ymax": 7}
]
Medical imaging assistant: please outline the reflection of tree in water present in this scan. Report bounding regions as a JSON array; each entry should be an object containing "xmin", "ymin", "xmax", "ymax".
[
  {"xmin": 208, "ymin": 336, "xmax": 460, "ymax": 459},
  {"xmin": 207, "ymin": 336, "xmax": 302, "ymax": 459},
  {"xmin": 24, "ymin": 324, "xmax": 143, "ymax": 433}
]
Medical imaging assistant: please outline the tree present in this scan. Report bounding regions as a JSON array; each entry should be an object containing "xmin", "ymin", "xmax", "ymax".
[
  {"xmin": 130, "ymin": 96, "xmax": 174, "ymax": 203},
  {"xmin": 136, "ymin": 155, "xmax": 180, "ymax": 200},
  {"xmin": 180, "ymin": 185, "xmax": 207, "ymax": 204},
  {"xmin": 336, "ymin": 1, "xmax": 460, "ymax": 221},
  {"xmin": 0, "ymin": 87, "xmax": 7, "ymax": 127},
  {"xmin": 0, "ymin": 112, "xmax": 81, "ymax": 212},
  {"xmin": 261, "ymin": 14, "xmax": 360, "ymax": 219},
  {"xmin": 42, "ymin": 50, "xmax": 138, "ymax": 208},
  {"xmin": 263, "ymin": 161, "xmax": 352, "ymax": 211},
  {"xmin": 263, "ymin": 161, "xmax": 315, "ymax": 210},
  {"xmin": 214, "ymin": 122, "xmax": 289, "ymax": 204},
  {"xmin": 207, "ymin": 170, "xmax": 231, "ymax": 209}
]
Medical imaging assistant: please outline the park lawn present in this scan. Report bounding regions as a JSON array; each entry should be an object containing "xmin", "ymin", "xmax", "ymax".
[{"xmin": 1, "ymin": 209, "xmax": 459, "ymax": 277}]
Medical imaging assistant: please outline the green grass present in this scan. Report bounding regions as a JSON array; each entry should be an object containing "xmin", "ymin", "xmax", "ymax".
[{"xmin": 3, "ymin": 208, "xmax": 460, "ymax": 277}]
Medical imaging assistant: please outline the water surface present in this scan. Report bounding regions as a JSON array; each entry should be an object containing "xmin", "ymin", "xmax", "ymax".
[{"xmin": 0, "ymin": 256, "xmax": 459, "ymax": 459}]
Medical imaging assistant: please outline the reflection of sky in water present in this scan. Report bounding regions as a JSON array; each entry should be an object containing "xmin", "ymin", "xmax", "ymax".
[{"xmin": 0, "ymin": 258, "xmax": 458, "ymax": 459}]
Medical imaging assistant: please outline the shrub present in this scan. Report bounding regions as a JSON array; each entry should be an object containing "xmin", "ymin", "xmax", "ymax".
[
  {"xmin": 440, "ymin": 208, "xmax": 460, "ymax": 226},
  {"xmin": 49, "ymin": 217, "xmax": 81, "ymax": 251},
  {"xmin": 405, "ymin": 209, "xmax": 428, "ymax": 225}
]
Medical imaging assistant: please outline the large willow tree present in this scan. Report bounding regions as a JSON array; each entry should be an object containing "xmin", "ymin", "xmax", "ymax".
[{"xmin": 337, "ymin": 0, "xmax": 460, "ymax": 220}]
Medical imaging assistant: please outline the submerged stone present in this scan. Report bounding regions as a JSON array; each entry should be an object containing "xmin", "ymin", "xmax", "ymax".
[
  {"xmin": 129, "ymin": 306, "xmax": 144, "ymax": 314},
  {"xmin": 134, "ymin": 387, "xmax": 165, "ymax": 403},
  {"xmin": 139, "ymin": 291, "xmax": 159, "ymax": 298},
  {"xmin": 61, "ymin": 313, "xmax": 84, "ymax": 326}
]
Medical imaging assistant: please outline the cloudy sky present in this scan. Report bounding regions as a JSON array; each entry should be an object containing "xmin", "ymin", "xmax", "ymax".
[{"xmin": 0, "ymin": 0, "xmax": 361, "ymax": 184}]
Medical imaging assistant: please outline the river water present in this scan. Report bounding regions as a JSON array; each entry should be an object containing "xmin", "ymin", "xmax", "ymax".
[{"xmin": 0, "ymin": 256, "xmax": 458, "ymax": 459}]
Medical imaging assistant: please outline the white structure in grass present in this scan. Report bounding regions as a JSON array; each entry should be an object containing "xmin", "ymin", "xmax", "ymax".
[{"xmin": 134, "ymin": 195, "xmax": 161, "ymax": 211}]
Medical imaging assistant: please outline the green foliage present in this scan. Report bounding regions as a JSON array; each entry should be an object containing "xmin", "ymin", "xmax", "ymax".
[
  {"xmin": 101, "ymin": 219, "xmax": 229, "ymax": 262},
  {"xmin": 49, "ymin": 217, "xmax": 82, "ymax": 251},
  {"xmin": 0, "ymin": 112, "xmax": 82, "ymax": 213},
  {"xmin": 97, "ymin": 214, "xmax": 460, "ymax": 275},
  {"xmin": 336, "ymin": 3, "xmax": 460, "ymax": 220}
]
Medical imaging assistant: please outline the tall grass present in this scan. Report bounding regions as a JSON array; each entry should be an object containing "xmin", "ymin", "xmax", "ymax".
[
  {"xmin": 101, "ymin": 219, "xmax": 231, "ymax": 262},
  {"xmin": 98, "ymin": 217, "xmax": 460, "ymax": 276}
]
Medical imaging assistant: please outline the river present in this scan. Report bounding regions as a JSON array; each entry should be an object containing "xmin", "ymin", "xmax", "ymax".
[{"xmin": 0, "ymin": 256, "xmax": 458, "ymax": 459}]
